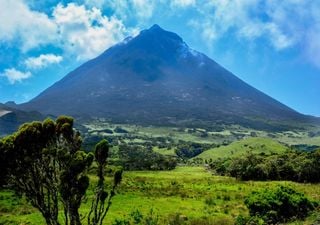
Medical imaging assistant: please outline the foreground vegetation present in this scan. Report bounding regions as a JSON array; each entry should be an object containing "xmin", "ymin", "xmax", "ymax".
[
  {"xmin": 0, "ymin": 117, "xmax": 122, "ymax": 225},
  {"xmin": 1, "ymin": 118, "xmax": 320, "ymax": 224},
  {"xmin": 1, "ymin": 167, "xmax": 320, "ymax": 225}
]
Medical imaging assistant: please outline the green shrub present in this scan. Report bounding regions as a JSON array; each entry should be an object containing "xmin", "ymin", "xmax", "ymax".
[
  {"xmin": 244, "ymin": 186, "xmax": 317, "ymax": 223},
  {"xmin": 235, "ymin": 215, "xmax": 264, "ymax": 225},
  {"xmin": 112, "ymin": 209, "xmax": 159, "ymax": 225}
]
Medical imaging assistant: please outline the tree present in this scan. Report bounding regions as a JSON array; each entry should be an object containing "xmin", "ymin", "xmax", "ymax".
[
  {"xmin": 3, "ymin": 116, "xmax": 122, "ymax": 225},
  {"xmin": 88, "ymin": 139, "xmax": 122, "ymax": 225}
]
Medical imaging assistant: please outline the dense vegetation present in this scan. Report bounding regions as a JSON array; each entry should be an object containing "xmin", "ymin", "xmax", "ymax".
[
  {"xmin": 115, "ymin": 144, "xmax": 177, "ymax": 170},
  {"xmin": 237, "ymin": 186, "xmax": 317, "ymax": 224},
  {"xmin": 209, "ymin": 149, "xmax": 320, "ymax": 182},
  {"xmin": 0, "ymin": 116, "xmax": 122, "ymax": 225}
]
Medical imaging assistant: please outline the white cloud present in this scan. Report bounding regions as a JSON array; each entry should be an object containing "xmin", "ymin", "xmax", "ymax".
[
  {"xmin": 1, "ymin": 68, "xmax": 32, "ymax": 84},
  {"xmin": 0, "ymin": 1, "xmax": 129, "ymax": 61},
  {"xmin": 53, "ymin": 3, "xmax": 127, "ymax": 60},
  {"xmin": 25, "ymin": 54, "xmax": 63, "ymax": 70},
  {"xmin": 171, "ymin": 0, "xmax": 195, "ymax": 8},
  {"xmin": 190, "ymin": 0, "xmax": 320, "ymax": 67},
  {"xmin": 0, "ymin": 0, "xmax": 57, "ymax": 51},
  {"xmin": 194, "ymin": 0, "xmax": 299, "ymax": 49}
]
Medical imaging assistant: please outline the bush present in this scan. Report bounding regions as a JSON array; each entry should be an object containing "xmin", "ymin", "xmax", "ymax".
[
  {"xmin": 235, "ymin": 215, "xmax": 264, "ymax": 225},
  {"xmin": 244, "ymin": 186, "xmax": 317, "ymax": 224},
  {"xmin": 114, "ymin": 127, "xmax": 128, "ymax": 133},
  {"xmin": 112, "ymin": 209, "xmax": 159, "ymax": 225}
]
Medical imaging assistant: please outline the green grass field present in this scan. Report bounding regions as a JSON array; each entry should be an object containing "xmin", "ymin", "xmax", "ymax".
[
  {"xmin": 1, "ymin": 166, "xmax": 319, "ymax": 225},
  {"xmin": 195, "ymin": 137, "xmax": 289, "ymax": 161}
]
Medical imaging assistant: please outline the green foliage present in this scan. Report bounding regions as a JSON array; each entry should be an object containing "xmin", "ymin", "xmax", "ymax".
[
  {"xmin": 210, "ymin": 149, "xmax": 320, "ymax": 182},
  {"xmin": 112, "ymin": 209, "xmax": 159, "ymax": 225},
  {"xmin": 2, "ymin": 116, "xmax": 94, "ymax": 225},
  {"xmin": 175, "ymin": 143, "xmax": 204, "ymax": 159},
  {"xmin": 94, "ymin": 139, "xmax": 109, "ymax": 166},
  {"xmin": 244, "ymin": 186, "xmax": 317, "ymax": 223},
  {"xmin": 235, "ymin": 215, "xmax": 264, "ymax": 225},
  {"xmin": 117, "ymin": 144, "xmax": 177, "ymax": 170},
  {"xmin": 0, "ymin": 136, "xmax": 15, "ymax": 187},
  {"xmin": 1, "ymin": 117, "xmax": 121, "ymax": 225}
]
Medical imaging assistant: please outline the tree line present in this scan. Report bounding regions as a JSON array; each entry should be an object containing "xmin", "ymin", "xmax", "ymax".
[{"xmin": 209, "ymin": 149, "xmax": 320, "ymax": 182}]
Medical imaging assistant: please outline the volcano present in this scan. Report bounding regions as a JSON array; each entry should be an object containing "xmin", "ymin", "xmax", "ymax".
[{"xmin": 20, "ymin": 25, "xmax": 315, "ymax": 130}]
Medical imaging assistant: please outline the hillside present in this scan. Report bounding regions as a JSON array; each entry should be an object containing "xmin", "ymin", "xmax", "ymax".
[
  {"xmin": 19, "ymin": 25, "xmax": 317, "ymax": 130},
  {"xmin": 196, "ymin": 137, "xmax": 289, "ymax": 161},
  {"xmin": 0, "ymin": 104, "xmax": 43, "ymax": 136}
]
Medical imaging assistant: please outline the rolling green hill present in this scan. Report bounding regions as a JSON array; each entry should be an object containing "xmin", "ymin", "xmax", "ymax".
[{"xmin": 196, "ymin": 137, "xmax": 289, "ymax": 161}]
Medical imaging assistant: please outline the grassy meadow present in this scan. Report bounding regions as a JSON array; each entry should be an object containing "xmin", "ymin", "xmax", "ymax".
[{"xmin": 1, "ymin": 166, "xmax": 320, "ymax": 225}]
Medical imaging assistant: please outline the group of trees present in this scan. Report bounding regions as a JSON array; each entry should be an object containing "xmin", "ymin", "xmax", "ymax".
[
  {"xmin": 175, "ymin": 142, "xmax": 217, "ymax": 160},
  {"xmin": 116, "ymin": 144, "xmax": 177, "ymax": 170},
  {"xmin": 210, "ymin": 150, "xmax": 320, "ymax": 182},
  {"xmin": 175, "ymin": 143, "xmax": 204, "ymax": 159},
  {"xmin": 0, "ymin": 116, "xmax": 122, "ymax": 225}
]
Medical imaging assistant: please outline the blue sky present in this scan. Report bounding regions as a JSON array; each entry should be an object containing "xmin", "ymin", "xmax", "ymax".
[{"xmin": 0, "ymin": 0, "xmax": 319, "ymax": 116}]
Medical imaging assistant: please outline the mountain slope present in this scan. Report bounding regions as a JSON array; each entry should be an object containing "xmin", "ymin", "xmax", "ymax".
[
  {"xmin": 20, "ymin": 25, "xmax": 316, "ymax": 129},
  {"xmin": 0, "ymin": 103, "xmax": 43, "ymax": 136}
]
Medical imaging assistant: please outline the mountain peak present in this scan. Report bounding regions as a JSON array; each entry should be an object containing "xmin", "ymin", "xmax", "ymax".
[
  {"xmin": 139, "ymin": 24, "xmax": 183, "ymax": 43},
  {"xmin": 149, "ymin": 24, "xmax": 162, "ymax": 31}
]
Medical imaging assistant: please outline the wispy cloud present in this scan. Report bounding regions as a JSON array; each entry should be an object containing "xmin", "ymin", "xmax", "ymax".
[
  {"xmin": 132, "ymin": 0, "xmax": 155, "ymax": 19},
  {"xmin": 190, "ymin": 0, "xmax": 294, "ymax": 49},
  {"xmin": 25, "ymin": 54, "xmax": 63, "ymax": 70},
  {"xmin": 171, "ymin": 0, "xmax": 195, "ymax": 8},
  {"xmin": 1, "ymin": 68, "xmax": 32, "ymax": 84},
  {"xmin": 188, "ymin": 0, "xmax": 320, "ymax": 67}
]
